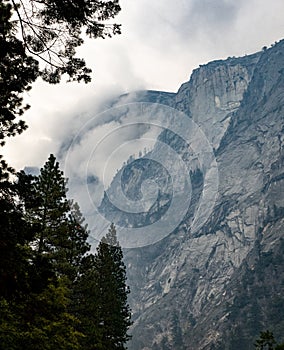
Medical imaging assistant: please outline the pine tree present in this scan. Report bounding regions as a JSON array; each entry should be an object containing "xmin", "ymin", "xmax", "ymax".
[
  {"xmin": 14, "ymin": 154, "xmax": 93, "ymax": 349},
  {"xmin": 1, "ymin": 155, "xmax": 133, "ymax": 349},
  {"xmin": 72, "ymin": 253, "xmax": 104, "ymax": 350},
  {"xmin": 66, "ymin": 200, "xmax": 91, "ymax": 282},
  {"xmin": 0, "ymin": 156, "xmax": 84, "ymax": 349},
  {"xmin": 18, "ymin": 159, "xmax": 91, "ymax": 283},
  {"xmin": 94, "ymin": 223, "xmax": 132, "ymax": 349},
  {"xmin": 0, "ymin": 1, "xmax": 38, "ymax": 146},
  {"xmin": 0, "ymin": 174, "xmax": 34, "ymax": 300},
  {"xmin": 21, "ymin": 277, "xmax": 84, "ymax": 350},
  {"xmin": 254, "ymin": 331, "xmax": 284, "ymax": 350},
  {"xmin": 19, "ymin": 154, "xmax": 77, "ymax": 278},
  {"xmin": 32, "ymin": 154, "xmax": 70, "ymax": 268}
]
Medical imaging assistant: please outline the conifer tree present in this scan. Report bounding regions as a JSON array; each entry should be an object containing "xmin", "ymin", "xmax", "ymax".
[
  {"xmin": 94, "ymin": 223, "xmax": 132, "ymax": 349},
  {"xmin": 14, "ymin": 155, "xmax": 92, "ymax": 349},
  {"xmin": 66, "ymin": 200, "xmax": 91, "ymax": 282},
  {"xmin": 72, "ymin": 253, "xmax": 103, "ymax": 350},
  {"xmin": 18, "ymin": 158, "xmax": 91, "ymax": 282},
  {"xmin": 0, "ymin": 190, "xmax": 33, "ymax": 300},
  {"xmin": 1, "ymin": 155, "xmax": 132, "ymax": 349},
  {"xmin": 33, "ymin": 154, "xmax": 70, "ymax": 266},
  {"xmin": 254, "ymin": 331, "xmax": 284, "ymax": 350},
  {"xmin": 21, "ymin": 277, "xmax": 84, "ymax": 350}
]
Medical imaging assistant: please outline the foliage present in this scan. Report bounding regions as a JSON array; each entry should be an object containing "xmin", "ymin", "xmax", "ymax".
[
  {"xmin": 72, "ymin": 254, "xmax": 103, "ymax": 349},
  {"xmin": 0, "ymin": 154, "xmax": 132, "ymax": 349},
  {"xmin": 17, "ymin": 155, "xmax": 71, "ymax": 278},
  {"xmin": 21, "ymin": 278, "xmax": 84, "ymax": 350},
  {"xmin": 67, "ymin": 200, "xmax": 91, "ymax": 280},
  {"xmin": 0, "ymin": 179, "xmax": 34, "ymax": 299},
  {"xmin": 0, "ymin": 0, "xmax": 125, "ymax": 346},
  {"xmin": 0, "ymin": 297, "xmax": 22, "ymax": 349},
  {"xmin": 255, "ymin": 331, "xmax": 277, "ymax": 350},
  {"xmin": 10, "ymin": 0, "xmax": 121, "ymax": 84},
  {"xmin": 254, "ymin": 331, "xmax": 284, "ymax": 350},
  {"xmin": 0, "ymin": 1, "xmax": 39, "ymax": 146},
  {"xmin": 0, "ymin": 0, "xmax": 121, "ymax": 149},
  {"xmin": 94, "ymin": 223, "xmax": 132, "ymax": 349}
]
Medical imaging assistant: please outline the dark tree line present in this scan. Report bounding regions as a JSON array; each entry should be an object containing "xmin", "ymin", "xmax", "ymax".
[
  {"xmin": 0, "ymin": 1, "xmax": 131, "ymax": 348},
  {"xmin": 0, "ymin": 154, "xmax": 132, "ymax": 349}
]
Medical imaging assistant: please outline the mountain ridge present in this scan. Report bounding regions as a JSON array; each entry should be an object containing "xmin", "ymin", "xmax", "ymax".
[{"xmin": 69, "ymin": 39, "xmax": 284, "ymax": 349}]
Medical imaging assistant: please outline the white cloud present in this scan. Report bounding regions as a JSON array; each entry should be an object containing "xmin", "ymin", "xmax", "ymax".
[
  {"xmin": 3, "ymin": 0, "xmax": 283, "ymax": 243},
  {"xmin": 3, "ymin": 0, "xmax": 284, "ymax": 172}
]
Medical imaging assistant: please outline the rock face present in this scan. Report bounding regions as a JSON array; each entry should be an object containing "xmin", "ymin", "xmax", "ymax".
[
  {"xmin": 99, "ymin": 40, "xmax": 284, "ymax": 349},
  {"xmin": 175, "ymin": 53, "xmax": 260, "ymax": 150}
]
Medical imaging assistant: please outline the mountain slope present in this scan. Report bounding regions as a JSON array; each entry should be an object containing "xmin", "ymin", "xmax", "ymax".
[{"xmin": 99, "ymin": 40, "xmax": 284, "ymax": 349}]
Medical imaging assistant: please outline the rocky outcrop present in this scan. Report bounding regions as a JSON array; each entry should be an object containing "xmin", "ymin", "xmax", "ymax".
[
  {"xmin": 175, "ymin": 53, "xmax": 260, "ymax": 149},
  {"xmin": 99, "ymin": 40, "xmax": 284, "ymax": 349}
]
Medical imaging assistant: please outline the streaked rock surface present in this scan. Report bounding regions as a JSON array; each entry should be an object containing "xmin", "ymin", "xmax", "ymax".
[{"xmin": 99, "ymin": 40, "xmax": 284, "ymax": 349}]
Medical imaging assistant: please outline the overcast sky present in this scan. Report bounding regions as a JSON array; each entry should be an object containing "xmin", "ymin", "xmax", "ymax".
[{"xmin": 4, "ymin": 0, "xmax": 284, "ymax": 170}]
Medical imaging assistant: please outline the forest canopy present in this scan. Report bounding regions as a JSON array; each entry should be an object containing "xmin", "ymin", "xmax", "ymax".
[
  {"xmin": 0, "ymin": 2, "xmax": 131, "ymax": 348},
  {"xmin": 0, "ymin": 0, "xmax": 121, "ymax": 146},
  {"xmin": 0, "ymin": 154, "xmax": 132, "ymax": 349}
]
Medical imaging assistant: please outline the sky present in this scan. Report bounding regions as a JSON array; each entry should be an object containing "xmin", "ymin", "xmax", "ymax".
[
  {"xmin": 4, "ymin": 0, "xmax": 284, "ymax": 170},
  {"xmin": 3, "ymin": 0, "xmax": 284, "ymax": 246}
]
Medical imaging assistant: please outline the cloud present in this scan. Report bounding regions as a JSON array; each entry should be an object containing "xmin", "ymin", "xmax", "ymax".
[
  {"xmin": 62, "ymin": 94, "xmax": 163, "ymax": 187},
  {"xmin": 189, "ymin": 0, "xmax": 241, "ymax": 26},
  {"xmin": 3, "ymin": 0, "xmax": 284, "ymax": 172},
  {"xmin": 2, "ymin": 0, "xmax": 283, "ymax": 243}
]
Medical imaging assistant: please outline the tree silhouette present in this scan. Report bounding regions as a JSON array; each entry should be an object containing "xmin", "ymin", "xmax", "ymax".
[{"xmin": 94, "ymin": 223, "xmax": 132, "ymax": 349}]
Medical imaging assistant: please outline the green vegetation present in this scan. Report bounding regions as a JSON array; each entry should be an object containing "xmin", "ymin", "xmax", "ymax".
[
  {"xmin": 254, "ymin": 331, "xmax": 284, "ymax": 350},
  {"xmin": 0, "ymin": 1, "xmax": 130, "ymax": 348},
  {"xmin": 0, "ymin": 155, "xmax": 131, "ymax": 349},
  {"xmin": 1, "ymin": 0, "xmax": 120, "ymax": 146}
]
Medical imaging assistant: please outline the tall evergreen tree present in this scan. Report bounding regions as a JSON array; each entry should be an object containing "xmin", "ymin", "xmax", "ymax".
[
  {"xmin": 14, "ymin": 155, "xmax": 92, "ymax": 349},
  {"xmin": 21, "ymin": 277, "xmax": 84, "ymax": 350},
  {"xmin": 18, "ymin": 154, "xmax": 77, "ymax": 281},
  {"xmin": 17, "ymin": 161, "xmax": 91, "ymax": 283},
  {"xmin": 1, "ymin": 155, "xmax": 132, "ymax": 349},
  {"xmin": 33, "ymin": 154, "xmax": 69, "ymax": 262},
  {"xmin": 72, "ymin": 253, "xmax": 103, "ymax": 350},
  {"xmin": 0, "ymin": 1, "xmax": 38, "ymax": 146},
  {"xmin": 94, "ymin": 223, "xmax": 132, "ymax": 349},
  {"xmin": 66, "ymin": 200, "xmax": 91, "ymax": 281},
  {"xmin": 0, "ymin": 182, "xmax": 33, "ymax": 300}
]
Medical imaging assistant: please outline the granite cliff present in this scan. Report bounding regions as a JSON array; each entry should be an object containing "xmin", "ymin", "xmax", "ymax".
[{"xmin": 96, "ymin": 40, "xmax": 284, "ymax": 349}]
